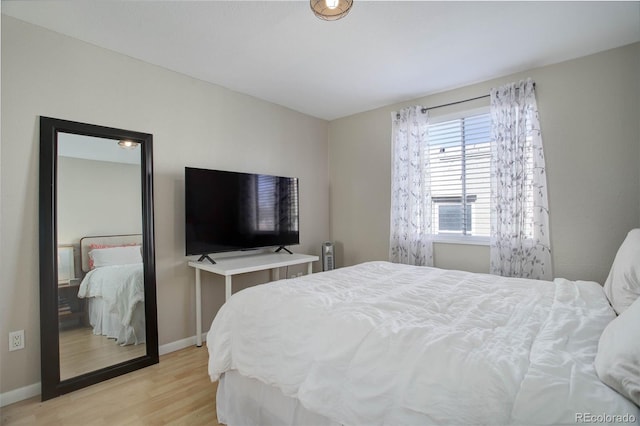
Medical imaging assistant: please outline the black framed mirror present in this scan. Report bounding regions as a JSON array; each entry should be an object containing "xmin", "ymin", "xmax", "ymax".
[{"xmin": 39, "ymin": 116, "xmax": 158, "ymax": 401}]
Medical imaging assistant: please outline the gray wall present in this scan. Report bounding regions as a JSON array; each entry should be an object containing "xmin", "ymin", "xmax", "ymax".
[
  {"xmin": 1, "ymin": 16, "xmax": 330, "ymax": 395},
  {"xmin": 329, "ymin": 42, "xmax": 640, "ymax": 282},
  {"xmin": 57, "ymin": 157, "xmax": 142, "ymax": 244}
]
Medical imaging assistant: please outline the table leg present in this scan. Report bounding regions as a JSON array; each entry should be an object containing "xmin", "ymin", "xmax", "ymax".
[
  {"xmin": 272, "ymin": 268, "xmax": 280, "ymax": 281},
  {"xmin": 195, "ymin": 268, "xmax": 202, "ymax": 347},
  {"xmin": 307, "ymin": 262, "xmax": 313, "ymax": 275},
  {"xmin": 225, "ymin": 275, "xmax": 232, "ymax": 302}
]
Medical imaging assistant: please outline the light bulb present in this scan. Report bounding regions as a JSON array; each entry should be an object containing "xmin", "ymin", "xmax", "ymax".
[
  {"xmin": 325, "ymin": 0, "xmax": 339, "ymax": 9},
  {"xmin": 118, "ymin": 139, "xmax": 139, "ymax": 149}
]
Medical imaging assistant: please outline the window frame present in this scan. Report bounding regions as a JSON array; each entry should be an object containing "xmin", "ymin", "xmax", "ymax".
[{"xmin": 428, "ymin": 106, "xmax": 491, "ymax": 246}]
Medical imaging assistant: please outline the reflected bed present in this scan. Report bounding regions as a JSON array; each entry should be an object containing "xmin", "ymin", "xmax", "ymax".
[{"xmin": 78, "ymin": 235, "xmax": 146, "ymax": 346}]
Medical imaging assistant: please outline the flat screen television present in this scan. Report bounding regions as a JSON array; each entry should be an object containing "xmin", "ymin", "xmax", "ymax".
[{"xmin": 185, "ymin": 167, "xmax": 300, "ymax": 261}]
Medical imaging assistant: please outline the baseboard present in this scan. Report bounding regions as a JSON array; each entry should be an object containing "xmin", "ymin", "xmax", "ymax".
[
  {"xmin": 0, "ymin": 382, "xmax": 41, "ymax": 408},
  {"xmin": 158, "ymin": 332, "xmax": 207, "ymax": 355},
  {"xmin": 0, "ymin": 333, "xmax": 208, "ymax": 408}
]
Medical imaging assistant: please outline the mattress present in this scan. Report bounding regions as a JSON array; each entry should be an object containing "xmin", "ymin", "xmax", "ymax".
[
  {"xmin": 217, "ymin": 370, "xmax": 338, "ymax": 426},
  {"xmin": 207, "ymin": 261, "xmax": 639, "ymax": 425}
]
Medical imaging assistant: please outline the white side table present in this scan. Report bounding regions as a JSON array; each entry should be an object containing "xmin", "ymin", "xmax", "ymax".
[{"xmin": 188, "ymin": 252, "xmax": 319, "ymax": 346}]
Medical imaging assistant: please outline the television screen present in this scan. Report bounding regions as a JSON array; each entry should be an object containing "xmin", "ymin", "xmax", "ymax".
[{"xmin": 185, "ymin": 167, "xmax": 300, "ymax": 256}]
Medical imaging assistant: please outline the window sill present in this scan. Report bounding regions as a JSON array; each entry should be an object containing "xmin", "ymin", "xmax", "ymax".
[{"xmin": 431, "ymin": 235, "xmax": 490, "ymax": 246}]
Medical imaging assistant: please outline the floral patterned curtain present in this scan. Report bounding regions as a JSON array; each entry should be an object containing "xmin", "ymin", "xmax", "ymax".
[
  {"xmin": 389, "ymin": 106, "xmax": 433, "ymax": 266},
  {"xmin": 489, "ymin": 79, "xmax": 552, "ymax": 280}
]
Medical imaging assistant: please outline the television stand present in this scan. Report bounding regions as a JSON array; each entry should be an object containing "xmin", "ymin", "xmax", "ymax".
[
  {"xmin": 188, "ymin": 252, "xmax": 319, "ymax": 347},
  {"xmin": 274, "ymin": 246, "xmax": 293, "ymax": 254},
  {"xmin": 197, "ymin": 254, "xmax": 217, "ymax": 264}
]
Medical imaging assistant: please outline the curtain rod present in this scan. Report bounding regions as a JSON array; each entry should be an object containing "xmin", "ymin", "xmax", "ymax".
[
  {"xmin": 394, "ymin": 82, "xmax": 536, "ymax": 117},
  {"xmin": 420, "ymin": 94, "xmax": 490, "ymax": 114},
  {"xmin": 394, "ymin": 94, "xmax": 489, "ymax": 119}
]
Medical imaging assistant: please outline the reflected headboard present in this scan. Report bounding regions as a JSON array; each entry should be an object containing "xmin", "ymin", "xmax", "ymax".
[{"xmin": 79, "ymin": 234, "xmax": 142, "ymax": 273}]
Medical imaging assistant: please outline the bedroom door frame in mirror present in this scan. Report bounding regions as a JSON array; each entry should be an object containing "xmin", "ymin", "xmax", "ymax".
[{"xmin": 39, "ymin": 116, "xmax": 158, "ymax": 401}]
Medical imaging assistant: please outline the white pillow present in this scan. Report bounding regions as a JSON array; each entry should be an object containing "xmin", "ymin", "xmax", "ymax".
[
  {"xmin": 595, "ymin": 296, "xmax": 640, "ymax": 406},
  {"xmin": 89, "ymin": 245, "xmax": 142, "ymax": 268},
  {"xmin": 603, "ymin": 229, "xmax": 640, "ymax": 315}
]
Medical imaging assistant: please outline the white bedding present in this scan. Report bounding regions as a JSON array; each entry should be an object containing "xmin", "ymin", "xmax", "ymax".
[
  {"xmin": 78, "ymin": 263, "xmax": 145, "ymax": 345},
  {"xmin": 207, "ymin": 261, "xmax": 639, "ymax": 425}
]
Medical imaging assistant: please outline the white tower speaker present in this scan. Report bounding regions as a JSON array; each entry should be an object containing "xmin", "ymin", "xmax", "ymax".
[{"xmin": 322, "ymin": 241, "xmax": 335, "ymax": 271}]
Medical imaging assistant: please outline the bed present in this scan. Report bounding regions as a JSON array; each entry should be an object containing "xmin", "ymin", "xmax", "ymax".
[
  {"xmin": 77, "ymin": 234, "xmax": 146, "ymax": 346},
  {"xmin": 207, "ymin": 230, "xmax": 640, "ymax": 425}
]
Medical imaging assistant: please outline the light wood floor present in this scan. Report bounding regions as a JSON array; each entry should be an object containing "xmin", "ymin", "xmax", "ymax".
[
  {"xmin": 60, "ymin": 326, "xmax": 146, "ymax": 380},
  {"xmin": 1, "ymin": 346, "xmax": 222, "ymax": 425}
]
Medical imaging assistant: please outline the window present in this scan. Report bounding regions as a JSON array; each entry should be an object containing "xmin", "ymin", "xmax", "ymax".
[
  {"xmin": 256, "ymin": 175, "xmax": 277, "ymax": 231},
  {"xmin": 428, "ymin": 110, "xmax": 491, "ymax": 242},
  {"xmin": 436, "ymin": 198, "xmax": 474, "ymax": 232},
  {"xmin": 256, "ymin": 175, "xmax": 299, "ymax": 233}
]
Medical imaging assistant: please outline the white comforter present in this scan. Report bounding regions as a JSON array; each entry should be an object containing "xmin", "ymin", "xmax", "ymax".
[
  {"xmin": 207, "ymin": 261, "xmax": 639, "ymax": 425},
  {"xmin": 78, "ymin": 263, "xmax": 144, "ymax": 332}
]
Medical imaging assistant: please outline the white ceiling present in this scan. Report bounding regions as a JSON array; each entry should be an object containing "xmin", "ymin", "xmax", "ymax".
[
  {"xmin": 58, "ymin": 133, "xmax": 141, "ymax": 165},
  {"xmin": 2, "ymin": 1, "xmax": 639, "ymax": 120}
]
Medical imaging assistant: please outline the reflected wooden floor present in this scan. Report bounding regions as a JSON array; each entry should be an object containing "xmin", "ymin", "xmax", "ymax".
[
  {"xmin": 59, "ymin": 326, "xmax": 146, "ymax": 380},
  {"xmin": 1, "ymin": 346, "xmax": 221, "ymax": 425}
]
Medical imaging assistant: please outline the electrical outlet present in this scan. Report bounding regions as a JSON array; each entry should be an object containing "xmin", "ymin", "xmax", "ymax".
[{"xmin": 9, "ymin": 330, "xmax": 24, "ymax": 351}]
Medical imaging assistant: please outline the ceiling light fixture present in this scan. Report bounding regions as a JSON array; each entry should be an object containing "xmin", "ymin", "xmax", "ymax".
[
  {"xmin": 118, "ymin": 139, "xmax": 139, "ymax": 149},
  {"xmin": 310, "ymin": 0, "xmax": 353, "ymax": 21}
]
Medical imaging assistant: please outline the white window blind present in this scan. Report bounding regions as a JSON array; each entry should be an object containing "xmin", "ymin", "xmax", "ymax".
[
  {"xmin": 428, "ymin": 111, "xmax": 491, "ymax": 241},
  {"xmin": 257, "ymin": 175, "xmax": 277, "ymax": 231},
  {"xmin": 256, "ymin": 175, "xmax": 299, "ymax": 232}
]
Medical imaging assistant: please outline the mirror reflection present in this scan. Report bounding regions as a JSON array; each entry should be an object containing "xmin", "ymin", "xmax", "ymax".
[{"xmin": 57, "ymin": 132, "xmax": 146, "ymax": 380}]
